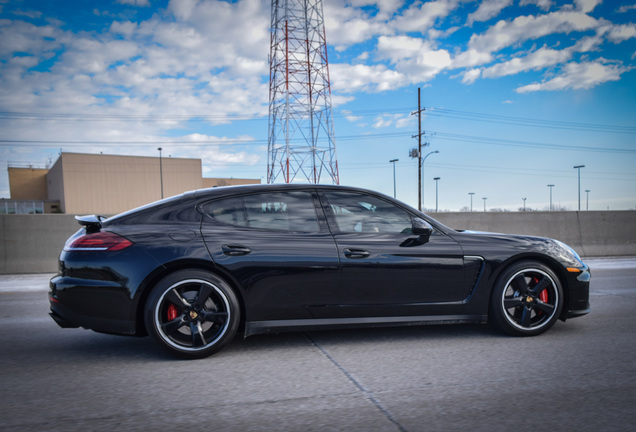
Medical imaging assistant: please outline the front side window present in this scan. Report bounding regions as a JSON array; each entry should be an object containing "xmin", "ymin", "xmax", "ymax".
[
  {"xmin": 323, "ymin": 191, "xmax": 413, "ymax": 234},
  {"xmin": 202, "ymin": 191, "xmax": 320, "ymax": 232}
]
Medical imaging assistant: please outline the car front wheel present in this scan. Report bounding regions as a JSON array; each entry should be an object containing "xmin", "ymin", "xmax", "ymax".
[
  {"xmin": 490, "ymin": 261, "xmax": 563, "ymax": 336},
  {"xmin": 144, "ymin": 270, "xmax": 240, "ymax": 359}
]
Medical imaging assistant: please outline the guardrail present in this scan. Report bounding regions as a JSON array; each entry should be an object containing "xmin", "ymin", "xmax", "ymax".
[{"xmin": 1, "ymin": 211, "xmax": 635, "ymax": 274}]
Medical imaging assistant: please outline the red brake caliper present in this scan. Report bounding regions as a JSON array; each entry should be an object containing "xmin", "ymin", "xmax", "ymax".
[
  {"xmin": 167, "ymin": 304, "xmax": 178, "ymax": 321},
  {"xmin": 535, "ymin": 277, "xmax": 548, "ymax": 314}
]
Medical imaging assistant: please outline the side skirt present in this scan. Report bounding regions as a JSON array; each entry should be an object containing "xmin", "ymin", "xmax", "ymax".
[{"xmin": 244, "ymin": 314, "xmax": 488, "ymax": 337}]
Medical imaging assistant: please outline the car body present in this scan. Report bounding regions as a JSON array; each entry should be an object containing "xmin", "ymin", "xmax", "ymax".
[{"xmin": 49, "ymin": 184, "xmax": 590, "ymax": 358}]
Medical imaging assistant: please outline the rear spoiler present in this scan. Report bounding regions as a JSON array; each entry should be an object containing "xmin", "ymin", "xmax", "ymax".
[{"xmin": 75, "ymin": 215, "xmax": 107, "ymax": 233}]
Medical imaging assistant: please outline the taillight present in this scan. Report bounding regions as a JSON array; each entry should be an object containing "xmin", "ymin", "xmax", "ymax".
[{"xmin": 64, "ymin": 232, "xmax": 133, "ymax": 252}]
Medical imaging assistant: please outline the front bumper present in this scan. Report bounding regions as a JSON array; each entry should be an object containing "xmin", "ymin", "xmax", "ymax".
[{"xmin": 562, "ymin": 265, "xmax": 591, "ymax": 320}]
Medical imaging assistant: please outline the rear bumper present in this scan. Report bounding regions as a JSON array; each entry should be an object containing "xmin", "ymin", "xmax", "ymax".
[{"xmin": 49, "ymin": 275, "xmax": 138, "ymax": 335}]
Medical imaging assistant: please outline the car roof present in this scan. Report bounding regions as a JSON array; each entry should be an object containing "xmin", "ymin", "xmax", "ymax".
[{"xmin": 191, "ymin": 183, "xmax": 376, "ymax": 198}]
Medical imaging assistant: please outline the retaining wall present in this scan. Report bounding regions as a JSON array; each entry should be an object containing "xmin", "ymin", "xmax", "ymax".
[{"xmin": 1, "ymin": 211, "xmax": 634, "ymax": 274}]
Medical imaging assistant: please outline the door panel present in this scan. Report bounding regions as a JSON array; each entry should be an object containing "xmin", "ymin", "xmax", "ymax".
[
  {"xmin": 320, "ymin": 190, "xmax": 472, "ymax": 316},
  {"xmin": 199, "ymin": 190, "xmax": 340, "ymax": 322}
]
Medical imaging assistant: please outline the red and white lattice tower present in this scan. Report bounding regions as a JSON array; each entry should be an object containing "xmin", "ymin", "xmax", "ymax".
[{"xmin": 267, "ymin": 0, "xmax": 339, "ymax": 184}]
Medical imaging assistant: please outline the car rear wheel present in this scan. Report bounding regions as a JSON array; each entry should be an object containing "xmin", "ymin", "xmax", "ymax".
[
  {"xmin": 490, "ymin": 261, "xmax": 563, "ymax": 336},
  {"xmin": 144, "ymin": 270, "xmax": 240, "ymax": 359}
]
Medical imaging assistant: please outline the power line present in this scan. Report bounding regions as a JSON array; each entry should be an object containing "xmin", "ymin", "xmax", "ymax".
[
  {"xmin": 426, "ymin": 108, "xmax": 636, "ymax": 134},
  {"xmin": 2, "ymin": 106, "xmax": 634, "ymax": 135},
  {"xmin": 2, "ymin": 130, "xmax": 634, "ymax": 154}
]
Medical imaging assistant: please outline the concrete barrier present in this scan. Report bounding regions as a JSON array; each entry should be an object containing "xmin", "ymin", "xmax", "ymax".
[
  {"xmin": 0, "ymin": 215, "xmax": 79, "ymax": 274},
  {"xmin": 433, "ymin": 211, "xmax": 636, "ymax": 257},
  {"xmin": 1, "ymin": 211, "xmax": 635, "ymax": 274}
]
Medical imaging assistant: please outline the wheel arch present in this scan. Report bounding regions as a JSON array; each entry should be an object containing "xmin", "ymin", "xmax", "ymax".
[
  {"xmin": 134, "ymin": 259, "xmax": 247, "ymax": 336},
  {"xmin": 486, "ymin": 253, "xmax": 571, "ymax": 320}
]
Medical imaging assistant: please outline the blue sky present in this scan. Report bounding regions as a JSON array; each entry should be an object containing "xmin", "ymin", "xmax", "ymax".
[{"xmin": 1, "ymin": 0, "xmax": 635, "ymax": 211}]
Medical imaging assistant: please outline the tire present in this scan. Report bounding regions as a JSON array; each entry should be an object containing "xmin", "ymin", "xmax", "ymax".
[
  {"xmin": 490, "ymin": 261, "xmax": 563, "ymax": 336},
  {"xmin": 144, "ymin": 270, "xmax": 240, "ymax": 359}
]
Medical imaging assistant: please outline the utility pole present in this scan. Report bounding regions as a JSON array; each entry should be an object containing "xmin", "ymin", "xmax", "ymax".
[
  {"xmin": 574, "ymin": 165, "xmax": 585, "ymax": 211},
  {"xmin": 389, "ymin": 159, "xmax": 399, "ymax": 198},
  {"xmin": 158, "ymin": 147, "xmax": 164, "ymax": 199},
  {"xmin": 411, "ymin": 88, "xmax": 425, "ymax": 211}
]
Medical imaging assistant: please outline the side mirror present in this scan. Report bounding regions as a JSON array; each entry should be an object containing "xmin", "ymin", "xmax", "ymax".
[
  {"xmin": 412, "ymin": 218, "xmax": 433, "ymax": 237},
  {"xmin": 401, "ymin": 218, "xmax": 433, "ymax": 247}
]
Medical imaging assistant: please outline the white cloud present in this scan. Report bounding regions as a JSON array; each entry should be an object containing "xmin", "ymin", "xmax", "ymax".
[
  {"xmin": 451, "ymin": 48, "xmax": 494, "ymax": 69},
  {"xmin": 376, "ymin": 35, "xmax": 452, "ymax": 83},
  {"xmin": 372, "ymin": 113, "xmax": 413, "ymax": 129},
  {"xmin": 116, "ymin": 0, "xmax": 151, "ymax": 6},
  {"xmin": 330, "ymin": 63, "xmax": 407, "ymax": 93},
  {"xmin": 391, "ymin": 0, "xmax": 462, "ymax": 33},
  {"xmin": 469, "ymin": 11, "xmax": 599, "ymax": 54},
  {"xmin": 515, "ymin": 60, "xmax": 630, "ymax": 93},
  {"xmin": 0, "ymin": 20, "xmax": 63, "ymax": 57},
  {"xmin": 461, "ymin": 68, "xmax": 481, "ymax": 83},
  {"xmin": 519, "ymin": 0, "xmax": 553, "ymax": 11},
  {"xmin": 341, "ymin": 109, "xmax": 363, "ymax": 122},
  {"xmin": 452, "ymin": 10, "xmax": 600, "ymax": 69},
  {"xmin": 482, "ymin": 46, "xmax": 572, "ymax": 78},
  {"xmin": 617, "ymin": 4, "xmax": 636, "ymax": 13},
  {"xmin": 323, "ymin": 0, "xmax": 391, "ymax": 50},
  {"xmin": 574, "ymin": 0, "xmax": 601, "ymax": 14},
  {"xmin": 605, "ymin": 23, "xmax": 636, "ymax": 43},
  {"xmin": 467, "ymin": 0, "xmax": 513, "ymax": 26},
  {"xmin": 11, "ymin": 9, "xmax": 42, "ymax": 19}
]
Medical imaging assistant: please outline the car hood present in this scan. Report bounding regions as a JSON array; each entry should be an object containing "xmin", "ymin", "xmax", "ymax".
[{"xmin": 448, "ymin": 229, "xmax": 586, "ymax": 269}]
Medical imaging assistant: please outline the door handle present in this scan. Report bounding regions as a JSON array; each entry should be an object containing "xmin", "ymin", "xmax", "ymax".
[
  {"xmin": 343, "ymin": 248, "xmax": 370, "ymax": 259},
  {"xmin": 222, "ymin": 245, "xmax": 252, "ymax": 256}
]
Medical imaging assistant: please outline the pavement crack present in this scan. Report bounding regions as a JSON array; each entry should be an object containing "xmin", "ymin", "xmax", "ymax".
[{"xmin": 304, "ymin": 333, "xmax": 408, "ymax": 432}]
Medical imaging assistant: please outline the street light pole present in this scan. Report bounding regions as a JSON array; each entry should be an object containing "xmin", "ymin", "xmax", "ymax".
[
  {"xmin": 433, "ymin": 177, "xmax": 440, "ymax": 212},
  {"xmin": 482, "ymin": 197, "xmax": 487, "ymax": 212},
  {"xmin": 547, "ymin": 184, "xmax": 554, "ymax": 211},
  {"xmin": 574, "ymin": 165, "xmax": 585, "ymax": 211},
  {"xmin": 522, "ymin": 197, "xmax": 526, "ymax": 211},
  {"xmin": 158, "ymin": 147, "xmax": 164, "ymax": 199},
  {"xmin": 469, "ymin": 192, "xmax": 475, "ymax": 212},
  {"xmin": 421, "ymin": 150, "xmax": 439, "ymax": 212},
  {"xmin": 585, "ymin": 189, "xmax": 590, "ymax": 211},
  {"xmin": 389, "ymin": 159, "xmax": 399, "ymax": 198}
]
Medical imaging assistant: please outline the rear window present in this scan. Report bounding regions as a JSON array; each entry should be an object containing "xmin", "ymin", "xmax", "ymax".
[{"xmin": 202, "ymin": 191, "xmax": 320, "ymax": 232}]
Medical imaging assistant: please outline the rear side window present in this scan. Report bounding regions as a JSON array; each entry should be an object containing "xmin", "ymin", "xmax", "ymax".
[{"xmin": 202, "ymin": 191, "xmax": 320, "ymax": 232}]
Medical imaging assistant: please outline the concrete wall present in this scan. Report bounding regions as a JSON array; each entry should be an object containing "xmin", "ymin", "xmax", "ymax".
[
  {"xmin": 1, "ymin": 214, "xmax": 79, "ymax": 274},
  {"xmin": 432, "ymin": 211, "xmax": 636, "ymax": 258},
  {"xmin": 1, "ymin": 211, "xmax": 634, "ymax": 274}
]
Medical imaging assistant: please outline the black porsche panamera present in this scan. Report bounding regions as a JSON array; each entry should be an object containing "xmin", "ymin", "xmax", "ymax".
[{"xmin": 49, "ymin": 184, "xmax": 590, "ymax": 359}]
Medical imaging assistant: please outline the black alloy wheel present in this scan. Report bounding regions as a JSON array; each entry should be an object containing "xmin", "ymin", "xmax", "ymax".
[
  {"xmin": 144, "ymin": 270, "xmax": 240, "ymax": 359},
  {"xmin": 490, "ymin": 261, "xmax": 563, "ymax": 336}
]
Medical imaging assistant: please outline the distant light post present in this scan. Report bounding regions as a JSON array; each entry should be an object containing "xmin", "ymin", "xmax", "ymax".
[
  {"xmin": 469, "ymin": 192, "xmax": 475, "ymax": 212},
  {"xmin": 573, "ymin": 165, "xmax": 585, "ymax": 211},
  {"xmin": 421, "ymin": 150, "xmax": 439, "ymax": 211},
  {"xmin": 158, "ymin": 147, "xmax": 164, "ymax": 199},
  {"xmin": 522, "ymin": 197, "xmax": 527, "ymax": 211},
  {"xmin": 482, "ymin": 197, "xmax": 487, "ymax": 212},
  {"xmin": 547, "ymin": 184, "xmax": 555, "ymax": 211},
  {"xmin": 585, "ymin": 189, "xmax": 591, "ymax": 211},
  {"xmin": 433, "ymin": 177, "xmax": 441, "ymax": 212},
  {"xmin": 389, "ymin": 159, "xmax": 399, "ymax": 198}
]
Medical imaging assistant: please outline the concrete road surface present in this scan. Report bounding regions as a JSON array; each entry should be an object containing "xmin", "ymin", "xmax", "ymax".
[{"xmin": 1, "ymin": 257, "xmax": 635, "ymax": 431}]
